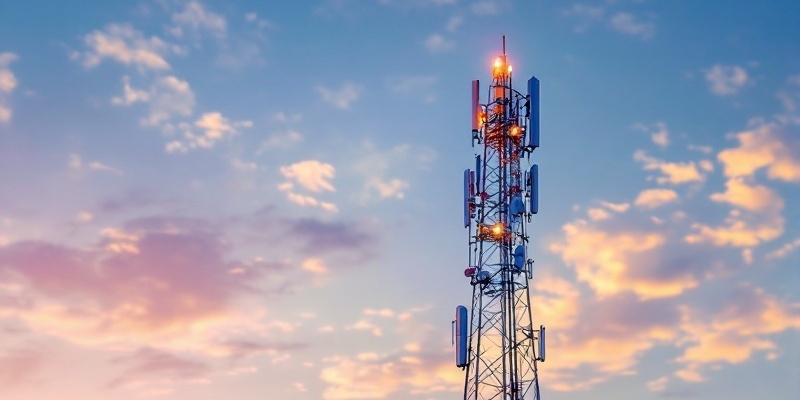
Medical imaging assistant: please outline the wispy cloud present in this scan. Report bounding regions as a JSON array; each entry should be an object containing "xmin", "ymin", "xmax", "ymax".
[
  {"xmin": 609, "ymin": 12, "xmax": 655, "ymax": 40},
  {"xmin": 634, "ymin": 150, "xmax": 705, "ymax": 185},
  {"xmin": 170, "ymin": 0, "xmax": 227, "ymax": 38},
  {"xmin": 111, "ymin": 75, "xmax": 195, "ymax": 128},
  {"xmin": 423, "ymin": 33, "xmax": 454, "ymax": 52},
  {"xmin": 0, "ymin": 52, "xmax": 18, "ymax": 123},
  {"xmin": 705, "ymin": 64, "xmax": 750, "ymax": 96},
  {"xmin": 74, "ymin": 23, "xmax": 177, "ymax": 71},
  {"xmin": 316, "ymin": 83, "xmax": 361, "ymax": 110}
]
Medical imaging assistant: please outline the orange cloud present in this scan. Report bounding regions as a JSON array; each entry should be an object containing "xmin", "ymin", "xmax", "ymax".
[
  {"xmin": 675, "ymin": 285, "xmax": 800, "ymax": 381},
  {"xmin": 634, "ymin": 151, "xmax": 704, "ymax": 185},
  {"xmin": 710, "ymin": 178, "xmax": 784, "ymax": 212},
  {"xmin": 717, "ymin": 121, "xmax": 800, "ymax": 182},
  {"xmin": 551, "ymin": 220, "xmax": 697, "ymax": 299},
  {"xmin": 634, "ymin": 188, "xmax": 678, "ymax": 209}
]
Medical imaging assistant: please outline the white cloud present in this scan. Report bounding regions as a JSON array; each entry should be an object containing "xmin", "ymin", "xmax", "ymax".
[
  {"xmin": 112, "ymin": 75, "xmax": 195, "ymax": 128},
  {"xmin": 260, "ymin": 130, "xmax": 304, "ymax": 151},
  {"xmin": 366, "ymin": 178, "xmax": 409, "ymax": 199},
  {"xmin": 446, "ymin": 16, "xmax": 463, "ymax": 32},
  {"xmin": 766, "ymin": 238, "xmax": 800, "ymax": 260},
  {"xmin": 424, "ymin": 33, "xmax": 454, "ymax": 52},
  {"xmin": 170, "ymin": 1, "xmax": 227, "ymax": 38},
  {"xmin": 280, "ymin": 160, "xmax": 336, "ymax": 193},
  {"xmin": 316, "ymin": 83, "xmax": 361, "ymax": 110},
  {"xmin": 705, "ymin": 64, "xmax": 749, "ymax": 96},
  {"xmin": 562, "ymin": 4, "xmax": 605, "ymax": 33},
  {"xmin": 386, "ymin": 75, "xmax": 438, "ymax": 102},
  {"xmin": 230, "ymin": 158, "xmax": 258, "ymax": 171},
  {"xmin": 352, "ymin": 142, "xmax": 424, "ymax": 202},
  {"xmin": 609, "ymin": 12, "xmax": 655, "ymax": 40},
  {"xmin": 67, "ymin": 154, "xmax": 123, "ymax": 175},
  {"xmin": 77, "ymin": 23, "xmax": 175, "ymax": 70},
  {"xmin": 111, "ymin": 76, "xmax": 150, "ymax": 105}
]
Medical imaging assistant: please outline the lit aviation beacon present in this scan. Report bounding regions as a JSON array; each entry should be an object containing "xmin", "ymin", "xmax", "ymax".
[{"xmin": 454, "ymin": 37, "xmax": 545, "ymax": 400}]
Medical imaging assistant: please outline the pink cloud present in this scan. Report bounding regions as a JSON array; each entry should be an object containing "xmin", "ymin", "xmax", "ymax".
[{"xmin": 0, "ymin": 217, "xmax": 284, "ymax": 341}]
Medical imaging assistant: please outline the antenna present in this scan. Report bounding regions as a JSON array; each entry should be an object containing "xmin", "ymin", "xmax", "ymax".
[{"xmin": 455, "ymin": 37, "xmax": 545, "ymax": 400}]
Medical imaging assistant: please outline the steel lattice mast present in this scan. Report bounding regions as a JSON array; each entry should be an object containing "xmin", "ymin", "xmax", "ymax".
[{"xmin": 454, "ymin": 37, "xmax": 545, "ymax": 400}]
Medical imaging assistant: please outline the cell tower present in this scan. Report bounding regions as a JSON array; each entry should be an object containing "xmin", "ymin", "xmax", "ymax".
[{"xmin": 454, "ymin": 37, "xmax": 545, "ymax": 400}]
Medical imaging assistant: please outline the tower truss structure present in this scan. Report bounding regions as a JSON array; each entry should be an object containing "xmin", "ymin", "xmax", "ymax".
[{"xmin": 454, "ymin": 38, "xmax": 545, "ymax": 400}]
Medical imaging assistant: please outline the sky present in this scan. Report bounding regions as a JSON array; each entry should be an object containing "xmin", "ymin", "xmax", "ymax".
[{"xmin": 0, "ymin": 0, "xmax": 798, "ymax": 399}]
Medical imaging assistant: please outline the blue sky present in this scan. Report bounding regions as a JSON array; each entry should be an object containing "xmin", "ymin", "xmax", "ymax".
[{"xmin": 0, "ymin": 0, "xmax": 798, "ymax": 399}]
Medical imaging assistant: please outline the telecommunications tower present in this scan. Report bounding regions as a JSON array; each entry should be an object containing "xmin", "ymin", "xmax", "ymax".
[{"xmin": 454, "ymin": 37, "xmax": 545, "ymax": 400}]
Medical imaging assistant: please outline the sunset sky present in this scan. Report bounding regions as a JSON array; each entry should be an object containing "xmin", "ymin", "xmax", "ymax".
[{"xmin": 0, "ymin": 0, "xmax": 799, "ymax": 399}]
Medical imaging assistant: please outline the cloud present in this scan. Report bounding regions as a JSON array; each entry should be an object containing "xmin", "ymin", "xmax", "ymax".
[
  {"xmin": 531, "ymin": 277, "xmax": 680, "ymax": 391},
  {"xmin": 301, "ymin": 258, "xmax": 328, "ymax": 274},
  {"xmin": 112, "ymin": 75, "xmax": 195, "ymax": 128},
  {"xmin": 675, "ymin": 285, "xmax": 800, "ymax": 381},
  {"xmin": 170, "ymin": 1, "xmax": 227, "ymax": 38},
  {"xmin": 685, "ymin": 208, "xmax": 784, "ymax": 248},
  {"xmin": 685, "ymin": 119, "xmax": 794, "ymax": 248},
  {"xmin": 717, "ymin": 119, "xmax": 800, "ymax": 183},
  {"xmin": 76, "ymin": 23, "xmax": 175, "ymax": 70},
  {"xmin": 634, "ymin": 150, "xmax": 704, "ymax": 184},
  {"xmin": 0, "ymin": 53, "xmax": 17, "ymax": 93},
  {"xmin": 366, "ymin": 178, "xmax": 409, "ymax": 200},
  {"xmin": 709, "ymin": 178, "xmax": 783, "ymax": 212},
  {"xmin": 386, "ymin": 76, "xmax": 438, "ymax": 102},
  {"xmin": 471, "ymin": 0, "xmax": 499, "ymax": 15},
  {"xmin": 280, "ymin": 160, "xmax": 336, "ymax": 193},
  {"xmin": 0, "ymin": 348, "xmax": 43, "ymax": 388},
  {"xmin": 423, "ymin": 33, "xmax": 454, "ymax": 52},
  {"xmin": 561, "ymin": 4, "xmax": 604, "ymax": 33},
  {"xmin": 316, "ymin": 83, "xmax": 361, "ymax": 109},
  {"xmin": 551, "ymin": 218, "xmax": 701, "ymax": 299},
  {"xmin": 609, "ymin": 12, "xmax": 655, "ymax": 40},
  {"xmin": 633, "ymin": 121, "xmax": 669, "ymax": 147},
  {"xmin": 634, "ymin": 188, "xmax": 678, "ymax": 209},
  {"xmin": 107, "ymin": 347, "xmax": 209, "ymax": 389},
  {"xmin": 765, "ymin": 238, "xmax": 800, "ymax": 260},
  {"xmin": 283, "ymin": 191, "xmax": 339, "ymax": 212},
  {"xmin": 446, "ymin": 16, "xmax": 463, "ymax": 32},
  {"xmin": 67, "ymin": 154, "xmax": 123, "ymax": 175},
  {"xmin": 352, "ymin": 142, "xmax": 423, "ymax": 202},
  {"xmin": 0, "ymin": 52, "xmax": 18, "ymax": 123},
  {"xmin": 320, "ymin": 351, "xmax": 460, "ymax": 399},
  {"xmin": 319, "ymin": 308, "xmax": 460, "ymax": 399},
  {"xmin": 284, "ymin": 218, "xmax": 377, "ymax": 260},
  {"xmin": 165, "ymin": 111, "xmax": 252, "ymax": 152},
  {"xmin": 111, "ymin": 75, "xmax": 150, "ymax": 105},
  {"xmin": 705, "ymin": 64, "xmax": 749, "ymax": 96},
  {"xmin": 0, "ymin": 217, "xmax": 287, "ymax": 346},
  {"xmin": 260, "ymin": 130, "xmax": 304, "ymax": 151}
]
